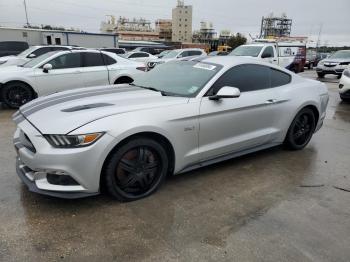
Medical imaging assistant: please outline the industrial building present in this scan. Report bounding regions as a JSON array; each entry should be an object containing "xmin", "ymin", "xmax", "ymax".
[
  {"xmin": 0, "ymin": 27, "xmax": 118, "ymax": 48},
  {"xmin": 260, "ymin": 13, "xmax": 292, "ymax": 39},
  {"xmin": 156, "ymin": 19, "xmax": 173, "ymax": 42},
  {"xmin": 172, "ymin": 0, "xmax": 193, "ymax": 43},
  {"xmin": 101, "ymin": 16, "xmax": 159, "ymax": 41}
]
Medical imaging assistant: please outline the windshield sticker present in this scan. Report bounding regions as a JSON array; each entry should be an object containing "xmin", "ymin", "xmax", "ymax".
[
  {"xmin": 188, "ymin": 86, "xmax": 200, "ymax": 94},
  {"xmin": 193, "ymin": 63, "xmax": 216, "ymax": 71}
]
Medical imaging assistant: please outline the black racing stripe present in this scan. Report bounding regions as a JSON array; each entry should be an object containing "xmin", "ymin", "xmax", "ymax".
[
  {"xmin": 21, "ymin": 86, "xmax": 135, "ymax": 114},
  {"xmin": 20, "ymin": 86, "xmax": 129, "ymax": 111},
  {"xmin": 22, "ymin": 87, "xmax": 142, "ymax": 117}
]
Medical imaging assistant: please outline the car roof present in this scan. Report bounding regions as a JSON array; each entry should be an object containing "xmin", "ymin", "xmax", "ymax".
[
  {"xmin": 198, "ymin": 56, "xmax": 293, "ymax": 73},
  {"xmin": 127, "ymin": 51, "xmax": 151, "ymax": 55},
  {"xmin": 173, "ymin": 48, "xmax": 204, "ymax": 52}
]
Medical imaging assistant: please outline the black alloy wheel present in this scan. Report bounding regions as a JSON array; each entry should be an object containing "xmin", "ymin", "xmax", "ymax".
[
  {"xmin": 2, "ymin": 82, "xmax": 34, "ymax": 108},
  {"xmin": 104, "ymin": 138, "xmax": 169, "ymax": 201},
  {"xmin": 285, "ymin": 108, "xmax": 316, "ymax": 150}
]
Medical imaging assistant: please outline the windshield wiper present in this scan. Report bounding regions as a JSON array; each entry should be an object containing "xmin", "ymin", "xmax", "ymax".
[{"xmin": 129, "ymin": 83, "xmax": 172, "ymax": 97}]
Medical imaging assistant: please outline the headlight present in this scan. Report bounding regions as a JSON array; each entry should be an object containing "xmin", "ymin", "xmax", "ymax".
[
  {"xmin": 343, "ymin": 69, "xmax": 350, "ymax": 78},
  {"xmin": 44, "ymin": 133, "xmax": 104, "ymax": 148}
]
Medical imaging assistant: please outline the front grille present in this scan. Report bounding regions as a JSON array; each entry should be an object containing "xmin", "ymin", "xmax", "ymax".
[{"xmin": 324, "ymin": 64, "xmax": 337, "ymax": 68}]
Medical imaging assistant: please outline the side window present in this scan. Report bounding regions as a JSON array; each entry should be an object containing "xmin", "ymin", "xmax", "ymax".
[
  {"xmin": 30, "ymin": 47, "xmax": 52, "ymax": 57},
  {"xmin": 130, "ymin": 53, "xmax": 148, "ymax": 58},
  {"xmin": 51, "ymin": 47, "xmax": 69, "ymax": 52},
  {"xmin": 47, "ymin": 53, "xmax": 82, "ymax": 69},
  {"xmin": 179, "ymin": 51, "xmax": 190, "ymax": 58},
  {"xmin": 262, "ymin": 46, "xmax": 274, "ymax": 58},
  {"xmin": 101, "ymin": 54, "xmax": 116, "ymax": 65},
  {"xmin": 270, "ymin": 68, "xmax": 291, "ymax": 87},
  {"xmin": 83, "ymin": 52, "xmax": 105, "ymax": 67},
  {"xmin": 209, "ymin": 64, "xmax": 271, "ymax": 95},
  {"xmin": 190, "ymin": 51, "xmax": 203, "ymax": 56}
]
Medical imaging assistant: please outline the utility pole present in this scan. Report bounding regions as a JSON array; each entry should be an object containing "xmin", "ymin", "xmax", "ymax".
[
  {"xmin": 23, "ymin": 0, "xmax": 30, "ymax": 27},
  {"xmin": 316, "ymin": 24, "xmax": 323, "ymax": 54}
]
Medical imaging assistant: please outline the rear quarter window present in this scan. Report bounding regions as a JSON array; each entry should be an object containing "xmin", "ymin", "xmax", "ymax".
[{"xmin": 270, "ymin": 68, "xmax": 291, "ymax": 87}]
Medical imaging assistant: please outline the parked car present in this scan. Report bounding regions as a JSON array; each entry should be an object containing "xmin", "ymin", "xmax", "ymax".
[
  {"xmin": 230, "ymin": 41, "xmax": 306, "ymax": 73},
  {"xmin": 316, "ymin": 50, "xmax": 350, "ymax": 78},
  {"xmin": 132, "ymin": 47, "xmax": 170, "ymax": 55},
  {"xmin": 208, "ymin": 51, "xmax": 229, "ymax": 56},
  {"xmin": 0, "ymin": 41, "xmax": 29, "ymax": 57},
  {"xmin": 99, "ymin": 48, "xmax": 126, "ymax": 56},
  {"xmin": 339, "ymin": 66, "xmax": 350, "ymax": 101},
  {"xmin": 122, "ymin": 51, "xmax": 158, "ymax": 63},
  {"xmin": 0, "ymin": 45, "xmax": 78, "ymax": 67},
  {"xmin": 157, "ymin": 50, "xmax": 171, "ymax": 58},
  {"xmin": 147, "ymin": 48, "xmax": 207, "ymax": 69},
  {"xmin": 0, "ymin": 50, "xmax": 145, "ymax": 108},
  {"xmin": 305, "ymin": 51, "xmax": 330, "ymax": 69},
  {"xmin": 13, "ymin": 57, "xmax": 329, "ymax": 201}
]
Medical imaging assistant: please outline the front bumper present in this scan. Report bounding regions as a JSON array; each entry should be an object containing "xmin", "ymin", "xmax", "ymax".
[
  {"xmin": 13, "ymin": 116, "xmax": 116, "ymax": 199},
  {"xmin": 316, "ymin": 64, "xmax": 347, "ymax": 75},
  {"xmin": 16, "ymin": 158, "xmax": 98, "ymax": 199}
]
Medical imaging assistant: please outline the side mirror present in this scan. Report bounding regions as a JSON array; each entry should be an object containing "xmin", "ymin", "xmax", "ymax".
[
  {"xmin": 27, "ymin": 53, "xmax": 36, "ymax": 58},
  {"xmin": 43, "ymin": 63, "xmax": 53, "ymax": 73},
  {"xmin": 261, "ymin": 53, "xmax": 272, "ymax": 59},
  {"xmin": 209, "ymin": 86, "xmax": 241, "ymax": 101}
]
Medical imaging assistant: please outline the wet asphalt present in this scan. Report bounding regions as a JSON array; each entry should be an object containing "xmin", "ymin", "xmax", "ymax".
[{"xmin": 0, "ymin": 70, "xmax": 349, "ymax": 262}]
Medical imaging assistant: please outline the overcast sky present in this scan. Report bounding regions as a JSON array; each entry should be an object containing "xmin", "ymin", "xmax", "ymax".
[{"xmin": 0, "ymin": 0, "xmax": 349, "ymax": 46}]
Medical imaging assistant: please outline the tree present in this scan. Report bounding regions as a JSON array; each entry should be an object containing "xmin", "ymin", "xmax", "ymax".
[{"xmin": 227, "ymin": 33, "xmax": 247, "ymax": 49}]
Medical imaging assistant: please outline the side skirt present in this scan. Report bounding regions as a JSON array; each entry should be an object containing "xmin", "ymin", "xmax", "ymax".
[{"xmin": 177, "ymin": 142, "xmax": 281, "ymax": 175}]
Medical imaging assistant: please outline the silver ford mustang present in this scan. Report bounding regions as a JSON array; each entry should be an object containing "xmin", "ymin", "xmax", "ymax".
[{"xmin": 13, "ymin": 57, "xmax": 329, "ymax": 201}]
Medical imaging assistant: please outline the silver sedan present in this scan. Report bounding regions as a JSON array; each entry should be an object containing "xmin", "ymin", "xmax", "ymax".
[{"xmin": 13, "ymin": 57, "xmax": 329, "ymax": 201}]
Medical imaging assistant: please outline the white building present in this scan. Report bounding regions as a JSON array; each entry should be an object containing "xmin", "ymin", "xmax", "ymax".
[
  {"xmin": 172, "ymin": 0, "xmax": 193, "ymax": 43},
  {"xmin": 0, "ymin": 27, "xmax": 118, "ymax": 48}
]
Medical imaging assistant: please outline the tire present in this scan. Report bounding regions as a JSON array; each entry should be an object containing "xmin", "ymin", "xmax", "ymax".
[
  {"xmin": 1, "ymin": 82, "xmax": 34, "ymax": 109},
  {"xmin": 104, "ymin": 137, "xmax": 169, "ymax": 202},
  {"xmin": 317, "ymin": 72, "xmax": 325, "ymax": 78},
  {"xmin": 284, "ymin": 108, "xmax": 316, "ymax": 151},
  {"xmin": 114, "ymin": 76, "xmax": 133, "ymax": 85},
  {"xmin": 340, "ymin": 96, "xmax": 350, "ymax": 102}
]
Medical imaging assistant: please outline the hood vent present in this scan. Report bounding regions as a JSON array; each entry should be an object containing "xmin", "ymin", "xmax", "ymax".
[{"xmin": 61, "ymin": 103, "xmax": 114, "ymax": 112}]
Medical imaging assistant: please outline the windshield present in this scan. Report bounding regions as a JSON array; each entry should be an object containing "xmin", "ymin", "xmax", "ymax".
[
  {"xmin": 22, "ymin": 51, "xmax": 57, "ymax": 68},
  {"xmin": 132, "ymin": 61, "xmax": 222, "ymax": 97},
  {"xmin": 162, "ymin": 50, "xmax": 180, "ymax": 59},
  {"xmin": 230, "ymin": 45, "xmax": 263, "ymax": 57},
  {"xmin": 16, "ymin": 46, "xmax": 38, "ymax": 58},
  {"xmin": 330, "ymin": 50, "xmax": 350, "ymax": 59}
]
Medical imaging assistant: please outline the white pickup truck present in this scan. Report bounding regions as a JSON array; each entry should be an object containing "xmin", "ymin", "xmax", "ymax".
[{"xmin": 230, "ymin": 40, "xmax": 306, "ymax": 73}]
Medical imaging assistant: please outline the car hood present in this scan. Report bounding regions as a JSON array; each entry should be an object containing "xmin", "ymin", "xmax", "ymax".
[
  {"xmin": 0, "ymin": 65, "xmax": 33, "ymax": 75},
  {"xmin": 16, "ymin": 85, "xmax": 189, "ymax": 134},
  {"xmin": 322, "ymin": 58, "xmax": 350, "ymax": 63},
  {"xmin": 0, "ymin": 56, "xmax": 28, "ymax": 66}
]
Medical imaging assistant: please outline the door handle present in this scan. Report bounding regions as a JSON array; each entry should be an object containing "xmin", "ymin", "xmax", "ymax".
[{"xmin": 265, "ymin": 99, "xmax": 278, "ymax": 104}]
